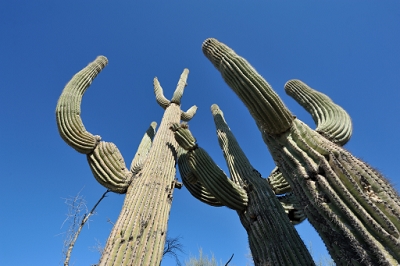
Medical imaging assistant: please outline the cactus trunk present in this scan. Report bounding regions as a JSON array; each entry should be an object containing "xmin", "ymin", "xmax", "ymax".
[
  {"xmin": 262, "ymin": 119, "xmax": 400, "ymax": 265},
  {"xmin": 99, "ymin": 104, "xmax": 181, "ymax": 265},
  {"xmin": 238, "ymin": 177, "xmax": 312, "ymax": 265},
  {"xmin": 202, "ymin": 38, "xmax": 400, "ymax": 265},
  {"xmin": 56, "ymin": 57, "xmax": 195, "ymax": 265},
  {"xmin": 173, "ymin": 105, "xmax": 315, "ymax": 266}
]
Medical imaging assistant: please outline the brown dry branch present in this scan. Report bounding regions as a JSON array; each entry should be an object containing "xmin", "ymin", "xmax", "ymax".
[{"xmin": 61, "ymin": 189, "xmax": 110, "ymax": 266}]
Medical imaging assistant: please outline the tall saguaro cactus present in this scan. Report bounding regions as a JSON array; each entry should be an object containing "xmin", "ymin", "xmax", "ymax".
[
  {"xmin": 172, "ymin": 104, "xmax": 315, "ymax": 266},
  {"xmin": 202, "ymin": 38, "xmax": 400, "ymax": 265},
  {"xmin": 56, "ymin": 56, "xmax": 196, "ymax": 265}
]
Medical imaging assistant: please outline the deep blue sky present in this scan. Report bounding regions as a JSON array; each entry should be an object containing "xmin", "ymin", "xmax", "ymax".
[{"xmin": 1, "ymin": 2, "xmax": 399, "ymax": 265}]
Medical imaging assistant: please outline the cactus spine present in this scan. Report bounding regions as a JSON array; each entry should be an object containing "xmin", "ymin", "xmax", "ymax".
[
  {"xmin": 202, "ymin": 38, "xmax": 400, "ymax": 265},
  {"xmin": 172, "ymin": 104, "xmax": 315, "ymax": 266},
  {"xmin": 56, "ymin": 57, "xmax": 196, "ymax": 265}
]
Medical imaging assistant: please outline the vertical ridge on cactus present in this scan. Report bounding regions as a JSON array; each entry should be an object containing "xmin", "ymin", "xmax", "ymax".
[
  {"xmin": 56, "ymin": 56, "xmax": 107, "ymax": 154},
  {"xmin": 202, "ymin": 38, "xmax": 294, "ymax": 134},
  {"xmin": 284, "ymin": 79, "xmax": 352, "ymax": 145},
  {"xmin": 56, "ymin": 57, "xmax": 196, "ymax": 265},
  {"xmin": 202, "ymin": 38, "xmax": 400, "ymax": 265}
]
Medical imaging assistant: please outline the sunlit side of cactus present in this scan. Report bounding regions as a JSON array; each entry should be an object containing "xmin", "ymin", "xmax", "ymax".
[
  {"xmin": 202, "ymin": 38, "xmax": 400, "ymax": 266},
  {"xmin": 56, "ymin": 57, "xmax": 196, "ymax": 265}
]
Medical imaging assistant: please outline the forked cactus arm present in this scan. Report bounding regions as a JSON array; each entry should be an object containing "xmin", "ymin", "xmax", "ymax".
[
  {"xmin": 56, "ymin": 56, "xmax": 106, "ymax": 154},
  {"xmin": 172, "ymin": 124, "xmax": 248, "ymax": 211},
  {"xmin": 99, "ymin": 69, "xmax": 194, "ymax": 265},
  {"xmin": 155, "ymin": 69, "xmax": 197, "ymax": 121},
  {"xmin": 130, "ymin": 122, "xmax": 157, "ymax": 174},
  {"xmin": 202, "ymin": 38, "xmax": 294, "ymax": 134},
  {"xmin": 285, "ymin": 79, "xmax": 352, "ymax": 145}
]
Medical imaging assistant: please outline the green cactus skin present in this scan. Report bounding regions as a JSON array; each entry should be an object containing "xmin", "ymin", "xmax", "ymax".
[
  {"xmin": 284, "ymin": 79, "xmax": 352, "ymax": 146},
  {"xmin": 267, "ymin": 79, "xmax": 353, "ymax": 224},
  {"xmin": 202, "ymin": 38, "xmax": 400, "ymax": 265},
  {"xmin": 56, "ymin": 57, "xmax": 196, "ymax": 265},
  {"xmin": 173, "ymin": 105, "xmax": 315, "ymax": 266}
]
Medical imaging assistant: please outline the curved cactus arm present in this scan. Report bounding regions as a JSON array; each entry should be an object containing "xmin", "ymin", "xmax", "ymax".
[
  {"xmin": 171, "ymin": 68, "xmax": 189, "ymax": 104},
  {"xmin": 153, "ymin": 77, "xmax": 171, "ymax": 109},
  {"xmin": 56, "ymin": 56, "xmax": 133, "ymax": 193},
  {"xmin": 56, "ymin": 56, "xmax": 107, "ymax": 154},
  {"xmin": 202, "ymin": 38, "xmax": 294, "ymax": 134},
  {"xmin": 130, "ymin": 122, "xmax": 157, "ymax": 174},
  {"xmin": 181, "ymin": 105, "xmax": 198, "ymax": 121},
  {"xmin": 87, "ymin": 141, "xmax": 132, "ymax": 194},
  {"xmin": 285, "ymin": 79, "xmax": 352, "ymax": 145},
  {"xmin": 170, "ymin": 123, "xmax": 197, "ymax": 150},
  {"xmin": 277, "ymin": 193, "xmax": 306, "ymax": 225},
  {"xmin": 172, "ymin": 124, "xmax": 248, "ymax": 211},
  {"xmin": 178, "ymin": 148, "xmax": 224, "ymax": 207},
  {"xmin": 267, "ymin": 167, "xmax": 292, "ymax": 195},
  {"xmin": 188, "ymin": 147, "xmax": 248, "ymax": 211},
  {"xmin": 268, "ymin": 80, "xmax": 353, "ymax": 223}
]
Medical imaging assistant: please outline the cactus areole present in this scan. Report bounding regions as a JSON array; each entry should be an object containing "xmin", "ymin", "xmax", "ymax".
[
  {"xmin": 202, "ymin": 38, "xmax": 400, "ymax": 266},
  {"xmin": 56, "ymin": 56, "xmax": 196, "ymax": 265}
]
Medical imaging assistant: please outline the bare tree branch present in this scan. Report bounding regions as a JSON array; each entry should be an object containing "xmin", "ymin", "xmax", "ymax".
[
  {"xmin": 61, "ymin": 189, "xmax": 110, "ymax": 266},
  {"xmin": 162, "ymin": 235, "xmax": 184, "ymax": 266},
  {"xmin": 224, "ymin": 253, "xmax": 234, "ymax": 266}
]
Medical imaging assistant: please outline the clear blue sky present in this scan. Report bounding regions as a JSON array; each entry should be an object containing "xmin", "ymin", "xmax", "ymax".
[{"xmin": 1, "ymin": 2, "xmax": 399, "ymax": 265}]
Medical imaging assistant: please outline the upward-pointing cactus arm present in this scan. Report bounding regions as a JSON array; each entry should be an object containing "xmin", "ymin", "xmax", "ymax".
[
  {"xmin": 268, "ymin": 79, "xmax": 353, "ymax": 223},
  {"xmin": 130, "ymin": 122, "xmax": 157, "ymax": 174},
  {"xmin": 56, "ymin": 56, "xmax": 106, "ymax": 154},
  {"xmin": 285, "ymin": 79, "xmax": 352, "ymax": 145},
  {"xmin": 56, "ymin": 56, "xmax": 156, "ymax": 194},
  {"xmin": 154, "ymin": 68, "xmax": 198, "ymax": 121}
]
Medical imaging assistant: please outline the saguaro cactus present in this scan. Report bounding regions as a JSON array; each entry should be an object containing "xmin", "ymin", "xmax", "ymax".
[
  {"xmin": 202, "ymin": 38, "xmax": 400, "ymax": 265},
  {"xmin": 172, "ymin": 104, "xmax": 315, "ymax": 266},
  {"xmin": 56, "ymin": 56, "xmax": 196, "ymax": 265}
]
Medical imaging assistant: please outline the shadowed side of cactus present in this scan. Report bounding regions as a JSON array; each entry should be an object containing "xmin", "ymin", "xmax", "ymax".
[
  {"xmin": 202, "ymin": 38, "xmax": 400, "ymax": 266},
  {"xmin": 56, "ymin": 57, "xmax": 196, "ymax": 265},
  {"xmin": 172, "ymin": 104, "xmax": 315, "ymax": 266}
]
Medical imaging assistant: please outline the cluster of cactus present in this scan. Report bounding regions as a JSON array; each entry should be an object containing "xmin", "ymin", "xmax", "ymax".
[
  {"xmin": 188, "ymin": 38, "xmax": 399, "ymax": 266},
  {"xmin": 170, "ymin": 64, "xmax": 353, "ymax": 265},
  {"xmin": 56, "ymin": 39, "xmax": 400, "ymax": 266},
  {"xmin": 56, "ymin": 57, "xmax": 196, "ymax": 265}
]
